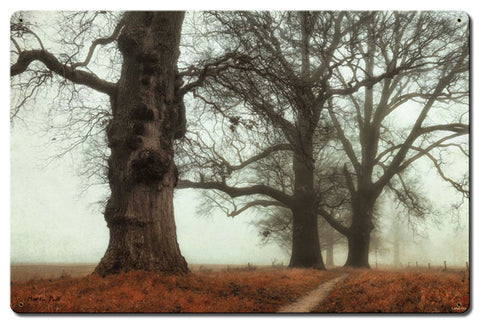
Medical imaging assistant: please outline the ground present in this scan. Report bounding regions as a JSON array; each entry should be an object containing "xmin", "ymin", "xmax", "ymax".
[
  {"xmin": 10, "ymin": 264, "xmax": 338, "ymax": 313},
  {"xmin": 10, "ymin": 264, "xmax": 469, "ymax": 313},
  {"xmin": 314, "ymin": 268, "xmax": 470, "ymax": 313}
]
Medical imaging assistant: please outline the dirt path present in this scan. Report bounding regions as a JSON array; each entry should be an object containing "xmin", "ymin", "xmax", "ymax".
[{"xmin": 277, "ymin": 273, "xmax": 349, "ymax": 313}]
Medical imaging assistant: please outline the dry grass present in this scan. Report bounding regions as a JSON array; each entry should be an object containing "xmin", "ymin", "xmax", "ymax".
[
  {"xmin": 11, "ymin": 264, "xmax": 97, "ymax": 282},
  {"xmin": 11, "ymin": 268, "xmax": 339, "ymax": 313},
  {"xmin": 315, "ymin": 269, "xmax": 470, "ymax": 313}
]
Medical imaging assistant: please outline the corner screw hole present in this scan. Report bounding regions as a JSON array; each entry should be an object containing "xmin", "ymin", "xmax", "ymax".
[
  {"xmin": 18, "ymin": 302, "xmax": 24, "ymax": 307},
  {"xmin": 457, "ymin": 18, "xmax": 462, "ymax": 23}
]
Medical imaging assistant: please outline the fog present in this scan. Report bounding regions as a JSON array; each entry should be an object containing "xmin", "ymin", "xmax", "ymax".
[
  {"xmin": 10, "ymin": 119, "xmax": 469, "ymax": 267},
  {"xmin": 10, "ymin": 11, "xmax": 469, "ymax": 269},
  {"xmin": 11, "ymin": 113, "xmax": 288, "ymax": 265},
  {"xmin": 10, "ymin": 93, "xmax": 469, "ymax": 269}
]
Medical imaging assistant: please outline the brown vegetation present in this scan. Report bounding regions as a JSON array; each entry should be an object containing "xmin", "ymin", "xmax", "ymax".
[
  {"xmin": 11, "ymin": 264, "xmax": 97, "ymax": 282},
  {"xmin": 11, "ymin": 268, "xmax": 338, "ymax": 313},
  {"xmin": 315, "ymin": 269, "xmax": 470, "ymax": 313}
]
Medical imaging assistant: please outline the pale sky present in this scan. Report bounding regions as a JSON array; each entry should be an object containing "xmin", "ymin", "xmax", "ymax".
[
  {"xmin": 8, "ymin": 10, "xmax": 470, "ymax": 268},
  {"xmin": 9, "ymin": 108, "xmax": 289, "ymax": 265},
  {"xmin": 10, "ymin": 114, "xmax": 289, "ymax": 265},
  {"xmin": 9, "ymin": 88, "xmax": 469, "ymax": 269},
  {"xmin": 9, "ymin": 122, "xmax": 469, "ymax": 266}
]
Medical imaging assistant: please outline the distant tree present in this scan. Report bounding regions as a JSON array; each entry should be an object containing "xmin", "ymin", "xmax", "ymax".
[
  {"xmin": 388, "ymin": 210, "xmax": 409, "ymax": 268},
  {"xmin": 256, "ymin": 213, "xmax": 346, "ymax": 267},
  {"xmin": 176, "ymin": 11, "xmax": 429, "ymax": 269},
  {"xmin": 321, "ymin": 219, "xmax": 344, "ymax": 267},
  {"xmin": 10, "ymin": 11, "xmax": 207, "ymax": 275}
]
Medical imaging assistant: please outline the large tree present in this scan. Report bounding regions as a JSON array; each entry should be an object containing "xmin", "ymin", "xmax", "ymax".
[
  {"xmin": 11, "ymin": 11, "xmax": 194, "ymax": 275},
  {"xmin": 176, "ymin": 11, "xmax": 424, "ymax": 269},
  {"xmin": 318, "ymin": 12, "xmax": 469, "ymax": 267},
  {"xmin": 177, "ymin": 11, "xmax": 469, "ymax": 269}
]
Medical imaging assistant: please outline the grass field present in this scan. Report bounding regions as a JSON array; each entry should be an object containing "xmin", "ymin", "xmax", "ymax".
[
  {"xmin": 11, "ymin": 264, "xmax": 97, "ymax": 282},
  {"xmin": 11, "ymin": 265, "xmax": 338, "ymax": 313},
  {"xmin": 10, "ymin": 263, "xmax": 271, "ymax": 282},
  {"xmin": 314, "ymin": 268, "xmax": 470, "ymax": 313},
  {"xmin": 10, "ymin": 264, "xmax": 470, "ymax": 313}
]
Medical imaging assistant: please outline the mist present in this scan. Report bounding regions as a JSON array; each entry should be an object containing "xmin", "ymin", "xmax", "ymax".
[
  {"xmin": 11, "ymin": 111, "xmax": 288, "ymax": 265},
  {"xmin": 10, "ymin": 11, "xmax": 469, "ymax": 271},
  {"xmin": 10, "ymin": 91, "xmax": 469, "ymax": 268}
]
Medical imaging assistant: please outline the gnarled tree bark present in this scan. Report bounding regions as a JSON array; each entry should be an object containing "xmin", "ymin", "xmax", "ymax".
[
  {"xmin": 93, "ymin": 11, "xmax": 188, "ymax": 275},
  {"xmin": 11, "ymin": 11, "xmax": 189, "ymax": 276}
]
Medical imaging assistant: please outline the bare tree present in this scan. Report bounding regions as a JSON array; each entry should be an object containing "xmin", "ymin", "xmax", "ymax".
[
  {"xmin": 257, "ymin": 212, "xmax": 347, "ymax": 267},
  {"xmin": 10, "ymin": 11, "xmax": 201, "ymax": 275},
  {"xmin": 176, "ymin": 11, "xmax": 426, "ymax": 269},
  {"xmin": 319, "ymin": 12, "xmax": 469, "ymax": 267},
  {"xmin": 176, "ymin": 11, "xmax": 468, "ymax": 269}
]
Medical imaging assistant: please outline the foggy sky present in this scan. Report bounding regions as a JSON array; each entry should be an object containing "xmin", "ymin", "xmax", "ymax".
[
  {"xmin": 10, "ymin": 112, "xmax": 289, "ymax": 265},
  {"xmin": 9, "ymin": 11, "xmax": 469, "ymax": 268},
  {"xmin": 10, "ymin": 97, "xmax": 469, "ymax": 267}
]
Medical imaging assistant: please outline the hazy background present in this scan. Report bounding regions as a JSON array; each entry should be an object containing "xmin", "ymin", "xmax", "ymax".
[
  {"xmin": 4, "ymin": 5, "xmax": 479, "ymax": 323},
  {"xmin": 10, "ymin": 103, "xmax": 469, "ymax": 268},
  {"xmin": 9, "ymin": 10, "xmax": 469, "ymax": 269},
  {"xmin": 10, "ymin": 108, "xmax": 287, "ymax": 265}
]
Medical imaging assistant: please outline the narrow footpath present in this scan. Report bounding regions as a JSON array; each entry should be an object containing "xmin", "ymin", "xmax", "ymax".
[{"xmin": 277, "ymin": 273, "xmax": 349, "ymax": 313}]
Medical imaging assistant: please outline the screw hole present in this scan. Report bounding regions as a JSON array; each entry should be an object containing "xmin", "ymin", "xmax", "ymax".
[
  {"xmin": 457, "ymin": 18, "xmax": 462, "ymax": 23},
  {"xmin": 18, "ymin": 18, "xmax": 23, "ymax": 23},
  {"xmin": 18, "ymin": 302, "xmax": 24, "ymax": 307}
]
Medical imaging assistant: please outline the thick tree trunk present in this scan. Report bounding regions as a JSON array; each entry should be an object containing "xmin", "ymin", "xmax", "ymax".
[
  {"xmin": 344, "ymin": 231, "xmax": 370, "ymax": 268},
  {"xmin": 344, "ymin": 192, "xmax": 375, "ymax": 268},
  {"xmin": 95, "ymin": 12, "xmax": 188, "ymax": 276},
  {"xmin": 289, "ymin": 147, "xmax": 325, "ymax": 269}
]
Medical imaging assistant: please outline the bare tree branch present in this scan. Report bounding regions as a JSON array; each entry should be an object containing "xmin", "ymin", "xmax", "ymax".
[
  {"xmin": 227, "ymin": 199, "xmax": 287, "ymax": 218},
  {"xmin": 71, "ymin": 16, "xmax": 125, "ymax": 69},
  {"xmin": 177, "ymin": 179, "xmax": 293, "ymax": 207},
  {"xmin": 327, "ymin": 102, "xmax": 361, "ymax": 173},
  {"xmin": 226, "ymin": 143, "xmax": 293, "ymax": 172},
  {"xmin": 375, "ymin": 44, "xmax": 469, "ymax": 190},
  {"xmin": 317, "ymin": 207, "xmax": 350, "ymax": 236},
  {"xmin": 11, "ymin": 49, "xmax": 116, "ymax": 96}
]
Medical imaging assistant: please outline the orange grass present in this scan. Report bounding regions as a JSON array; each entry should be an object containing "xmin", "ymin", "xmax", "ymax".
[
  {"xmin": 315, "ymin": 269, "xmax": 470, "ymax": 313},
  {"xmin": 11, "ymin": 268, "xmax": 339, "ymax": 313}
]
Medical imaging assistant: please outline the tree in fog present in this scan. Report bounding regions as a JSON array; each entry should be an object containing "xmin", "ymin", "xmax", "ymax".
[
  {"xmin": 320, "ymin": 12, "xmax": 469, "ymax": 267},
  {"xmin": 177, "ymin": 11, "xmax": 468, "ymax": 269},
  {"xmin": 257, "ymin": 212, "xmax": 347, "ymax": 267},
  {"xmin": 10, "ymin": 11, "xmax": 207, "ymax": 275},
  {"xmin": 253, "ymin": 145, "xmax": 350, "ymax": 266},
  {"xmin": 388, "ymin": 210, "xmax": 410, "ymax": 268},
  {"xmin": 177, "ymin": 11, "xmax": 426, "ymax": 269}
]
